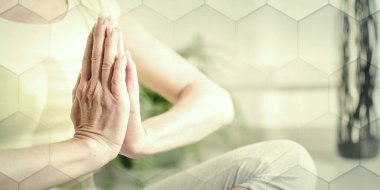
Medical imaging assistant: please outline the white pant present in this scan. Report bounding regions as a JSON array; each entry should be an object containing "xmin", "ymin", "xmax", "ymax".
[{"xmin": 145, "ymin": 140, "xmax": 317, "ymax": 190}]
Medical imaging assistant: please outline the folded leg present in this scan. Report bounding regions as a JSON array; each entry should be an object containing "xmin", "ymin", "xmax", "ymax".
[{"xmin": 145, "ymin": 140, "xmax": 317, "ymax": 190}]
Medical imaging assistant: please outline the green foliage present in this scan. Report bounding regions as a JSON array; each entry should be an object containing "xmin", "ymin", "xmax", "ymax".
[{"xmin": 139, "ymin": 85, "xmax": 172, "ymax": 120}]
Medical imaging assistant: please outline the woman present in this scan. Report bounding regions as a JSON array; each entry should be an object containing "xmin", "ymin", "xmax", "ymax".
[{"xmin": 0, "ymin": 0, "xmax": 316, "ymax": 189}]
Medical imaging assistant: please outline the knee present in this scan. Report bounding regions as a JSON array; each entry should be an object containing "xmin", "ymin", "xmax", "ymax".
[
  {"xmin": 256, "ymin": 140, "xmax": 317, "ymax": 174},
  {"xmin": 296, "ymin": 142, "xmax": 317, "ymax": 175},
  {"xmin": 234, "ymin": 140, "xmax": 317, "ymax": 190},
  {"xmin": 273, "ymin": 140, "xmax": 316, "ymax": 173},
  {"xmin": 258, "ymin": 140, "xmax": 317, "ymax": 189}
]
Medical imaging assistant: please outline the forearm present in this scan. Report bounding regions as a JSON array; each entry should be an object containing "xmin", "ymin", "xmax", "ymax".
[
  {"xmin": 143, "ymin": 83, "xmax": 234, "ymax": 155},
  {"xmin": 0, "ymin": 138, "xmax": 109, "ymax": 189}
]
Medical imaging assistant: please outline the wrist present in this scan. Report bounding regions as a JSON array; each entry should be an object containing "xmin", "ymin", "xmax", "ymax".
[
  {"xmin": 121, "ymin": 140, "xmax": 150, "ymax": 158},
  {"xmin": 120, "ymin": 132, "xmax": 156, "ymax": 158},
  {"xmin": 71, "ymin": 137, "xmax": 118, "ymax": 166}
]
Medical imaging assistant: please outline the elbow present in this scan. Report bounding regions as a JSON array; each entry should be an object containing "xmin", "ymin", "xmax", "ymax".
[
  {"xmin": 184, "ymin": 81, "xmax": 235, "ymax": 126},
  {"xmin": 225, "ymin": 92, "xmax": 235, "ymax": 125},
  {"xmin": 216, "ymin": 88, "xmax": 235, "ymax": 125}
]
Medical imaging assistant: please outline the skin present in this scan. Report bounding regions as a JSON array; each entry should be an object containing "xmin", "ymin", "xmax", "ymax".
[
  {"xmin": 0, "ymin": 1, "xmax": 238, "ymax": 189},
  {"xmin": 0, "ymin": 17, "xmax": 130, "ymax": 189},
  {"xmin": 118, "ymin": 17, "xmax": 234, "ymax": 158}
]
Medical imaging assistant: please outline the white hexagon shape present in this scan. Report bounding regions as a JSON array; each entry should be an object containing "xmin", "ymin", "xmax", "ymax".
[
  {"xmin": 0, "ymin": 113, "xmax": 50, "ymax": 149},
  {"xmin": 205, "ymin": 58, "xmax": 267, "ymax": 88},
  {"xmin": 19, "ymin": 0, "xmax": 79, "ymax": 21},
  {"xmin": 19, "ymin": 59, "xmax": 74, "ymax": 133},
  {"xmin": 236, "ymin": 6, "xmax": 297, "ymax": 73},
  {"xmin": 0, "ymin": 16, "xmax": 49, "ymax": 74},
  {"xmin": 269, "ymin": 59, "xmax": 328, "ymax": 88},
  {"xmin": 232, "ymin": 88, "xmax": 328, "ymax": 128},
  {"xmin": 50, "ymin": 6, "xmax": 92, "ymax": 61},
  {"xmin": 115, "ymin": 0, "xmax": 142, "ymax": 16},
  {"xmin": 269, "ymin": 166, "xmax": 328, "ymax": 190},
  {"xmin": 0, "ymin": 113, "xmax": 50, "ymax": 182},
  {"xmin": 0, "ymin": 67, "xmax": 17, "ymax": 121},
  {"xmin": 19, "ymin": 166, "xmax": 80, "ymax": 189},
  {"xmin": 206, "ymin": 0, "xmax": 266, "ymax": 20},
  {"xmin": 298, "ymin": 113, "xmax": 358, "ymax": 181},
  {"xmin": 330, "ymin": 166, "xmax": 380, "ymax": 190},
  {"xmin": 329, "ymin": 59, "xmax": 380, "ymax": 123},
  {"xmin": 0, "ymin": 172, "xmax": 17, "ymax": 190},
  {"xmin": 330, "ymin": 0, "xmax": 380, "ymax": 20},
  {"xmin": 144, "ymin": 0, "xmax": 204, "ymax": 20},
  {"xmin": 0, "ymin": 4, "xmax": 48, "ymax": 24},
  {"xmin": 299, "ymin": 5, "xmax": 358, "ymax": 74},
  {"xmin": 268, "ymin": 0, "xmax": 327, "ymax": 20},
  {"xmin": 0, "ymin": 0, "xmax": 17, "ymax": 14},
  {"xmin": 174, "ymin": 6, "xmax": 235, "ymax": 58},
  {"xmin": 125, "ymin": 6, "xmax": 174, "ymax": 46}
]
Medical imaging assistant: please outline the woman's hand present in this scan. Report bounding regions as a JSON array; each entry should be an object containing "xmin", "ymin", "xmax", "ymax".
[
  {"xmin": 119, "ymin": 50, "xmax": 152, "ymax": 158},
  {"xmin": 71, "ymin": 16, "xmax": 129, "ymax": 164},
  {"xmin": 0, "ymin": 18, "xmax": 133, "ymax": 189}
]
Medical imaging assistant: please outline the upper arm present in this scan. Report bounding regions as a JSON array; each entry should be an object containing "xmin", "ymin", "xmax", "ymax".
[{"xmin": 118, "ymin": 16, "xmax": 211, "ymax": 103}]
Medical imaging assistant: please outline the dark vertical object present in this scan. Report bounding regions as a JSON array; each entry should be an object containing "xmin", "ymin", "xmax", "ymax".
[{"xmin": 338, "ymin": 0, "xmax": 379, "ymax": 158}]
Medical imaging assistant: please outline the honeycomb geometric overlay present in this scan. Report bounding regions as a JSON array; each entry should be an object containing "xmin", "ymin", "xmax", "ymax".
[{"xmin": 1, "ymin": 0, "xmax": 380, "ymax": 189}]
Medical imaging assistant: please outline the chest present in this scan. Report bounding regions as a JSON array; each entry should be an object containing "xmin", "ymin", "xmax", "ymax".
[{"xmin": 0, "ymin": 7, "xmax": 96, "ymax": 148}]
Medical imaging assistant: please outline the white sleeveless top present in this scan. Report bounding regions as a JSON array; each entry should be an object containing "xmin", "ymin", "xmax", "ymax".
[{"xmin": 0, "ymin": 0, "xmax": 120, "ymax": 189}]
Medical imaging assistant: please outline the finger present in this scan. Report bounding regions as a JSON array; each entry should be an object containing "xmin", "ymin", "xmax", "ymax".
[
  {"xmin": 117, "ymin": 27, "xmax": 125, "ymax": 60},
  {"xmin": 111, "ymin": 53, "xmax": 127, "ymax": 97},
  {"xmin": 116, "ymin": 27, "xmax": 127, "ymax": 83},
  {"xmin": 91, "ymin": 16, "xmax": 109, "ymax": 81},
  {"xmin": 81, "ymin": 25, "xmax": 94, "ymax": 81},
  {"xmin": 101, "ymin": 27, "xmax": 118, "ymax": 91},
  {"xmin": 125, "ymin": 51, "xmax": 140, "ymax": 111},
  {"xmin": 72, "ymin": 73, "xmax": 81, "ymax": 103},
  {"xmin": 110, "ymin": 27, "xmax": 127, "ymax": 97}
]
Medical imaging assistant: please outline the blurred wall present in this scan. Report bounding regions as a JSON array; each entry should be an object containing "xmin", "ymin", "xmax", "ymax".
[{"xmin": 1, "ymin": 0, "xmax": 380, "ymax": 189}]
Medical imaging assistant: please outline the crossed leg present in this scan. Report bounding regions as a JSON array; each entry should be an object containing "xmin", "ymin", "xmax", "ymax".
[{"xmin": 145, "ymin": 140, "xmax": 317, "ymax": 190}]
